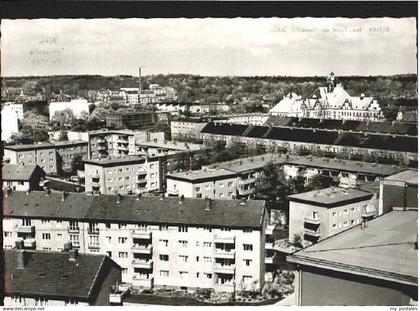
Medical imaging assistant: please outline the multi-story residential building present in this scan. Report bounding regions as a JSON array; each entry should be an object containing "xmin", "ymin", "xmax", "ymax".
[
  {"xmin": 2, "ymin": 164, "xmax": 46, "ymax": 191},
  {"xmin": 84, "ymin": 156, "xmax": 160, "ymax": 195},
  {"xmin": 136, "ymin": 140, "xmax": 204, "ymax": 158},
  {"xmin": 88, "ymin": 129, "xmax": 165, "ymax": 159},
  {"xmin": 106, "ymin": 112, "xmax": 170, "ymax": 130},
  {"xmin": 379, "ymin": 169, "xmax": 418, "ymax": 215},
  {"xmin": 49, "ymin": 99, "xmax": 90, "ymax": 120},
  {"xmin": 4, "ymin": 144, "xmax": 58, "ymax": 175},
  {"xmin": 287, "ymin": 187, "xmax": 375, "ymax": 245},
  {"xmin": 3, "ymin": 191, "xmax": 267, "ymax": 293},
  {"xmin": 287, "ymin": 208, "xmax": 418, "ymax": 306},
  {"xmin": 2, "ymin": 102, "xmax": 24, "ymax": 119},
  {"xmin": 166, "ymin": 168, "xmax": 238, "ymax": 199},
  {"xmin": 3, "ymin": 248, "xmax": 122, "ymax": 306},
  {"xmin": 218, "ymin": 114, "xmax": 269, "ymax": 126},
  {"xmin": 269, "ymin": 72, "xmax": 384, "ymax": 121},
  {"xmin": 171, "ymin": 120, "xmax": 208, "ymax": 141},
  {"xmin": 200, "ymin": 122, "xmax": 417, "ymax": 166},
  {"xmin": 54, "ymin": 140, "xmax": 89, "ymax": 173},
  {"xmin": 1, "ymin": 106, "xmax": 19, "ymax": 141},
  {"xmin": 4, "ymin": 141, "xmax": 88, "ymax": 175}
]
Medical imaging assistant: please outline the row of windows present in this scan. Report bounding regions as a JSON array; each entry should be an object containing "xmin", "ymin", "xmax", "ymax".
[{"xmin": 332, "ymin": 219, "xmax": 360, "ymax": 229}]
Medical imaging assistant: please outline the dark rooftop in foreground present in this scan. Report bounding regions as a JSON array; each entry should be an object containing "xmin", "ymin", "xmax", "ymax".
[
  {"xmin": 287, "ymin": 209, "xmax": 418, "ymax": 286},
  {"xmin": 3, "ymin": 191, "xmax": 266, "ymax": 229},
  {"xmin": 2, "ymin": 164, "xmax": 45, "ymax": 181},
  {"xmin": 4, "ymin": 249, "xmax": 119, "ymax": 300},
  {"xmin": 288, "ymin": 187, "xmax": 373, "ymax": 207}
]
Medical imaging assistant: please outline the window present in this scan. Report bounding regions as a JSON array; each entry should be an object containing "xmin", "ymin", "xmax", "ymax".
[
  {"xmin": 179, "ymin": 271, "xmax": 188, "ymax": 278},
  {"xmin": 244, "ymin": 259, "xmax": 252, "ymax": 266},
  {"xmin": 196, "ymin": 256, "xmax": 200, "ymax": 262},
  {"xmin": 243, "ymin": 244, "xmax": 253, "ymax": 251},
  {"xmin": 105, "ymin": 223, "xmax": 111, "ymax": 229},
  {"xmin": 178, "ymin": 226, "xmax": 188, "ymax": 233},
  {"xmin": 70, "ymin": 234, "xmax": 79, "ymax": 246},
  {"xmin": 178, "ymin": 240, "xmax": 188, "ymax": 247},
  {"xmin": 57, "ymin": 234, "xmax": 62, "ymax": 240},
  {"xmin": 106, "ymin": 236, "xmax": 112, "ymax": 243},
  {"xmin": 203, "ymin": 256, "xmax": 212, "ymax": 262},
  {"xmin": 35, "ymin": 298, "xmax": 48, "ymax": 306},
  {"xmin": 159, "ymin": 254, "xmax": 169, "ymax": 261},
  {"xmin": 203, "ymin": 242, "xmax": 212, "ymax": 248},
  {"xmin": 221, "ymin": 227, "xmax": 231, "ymax": 231},
  {"xmin": 42, "ymin": 247, "xmax": 51, "ymax": 251},
  {"xmin": 244, "ymin": 229, "xmax": 252, "ymax": 233},
  {"xmin": 160, "ymin": 270, "xmax": 169, "ymax": 277},
  {"xmin": 196, "ymin": 272, "xmax": 200, "ymax": 278},
  {"xmin": 122, "ymin": 268, "xmax": 128, "ymax": 274},
  {"xmin": 119, "ymin": 252, "xmax": 128, "ymax": 258},
  {"xmin": 106, "ymin": 251, "xmax": 112, "ymax": 257},
  {"xmin": 343, "ymin": 221, "xmax": 349, "ymax": 227},
  {"xmin": 205, "ymin": 273, "xmax": 212, "ymax": 279},
  {"xmin": 4, "ymin": 231, "xmax": 12, "ymax": 238},
  {"xmin": 195, "ymin": 186, "xmax": 201, "ymax": 192},
  {"xmin": 42, "ymin": 233, "xmax": 51, "ymax": 240},
  {"xmin": 228, "ymin": 181, "xmax": 234, "ymax": 187},
  {"xmin": 312, "ymin": 211, "xmax": 318, "ymax": 219},
  {"xmin": 332, "ymin": 212, "xmax": 337, "ymax": 217},
  {"xmin": 159, "ymin": 225, "xmax": 168, "ymax": 231},
  {"xmin": 179, "ymin": 255, "xmax": 188, "ymax": 263},
  {"xmin": 159, "ymin": 239, "xmax": 169, "ymax": 247},
  {"xmin": 332, "ymin": 224, "xmax": 337, "ymax": 229},
  {"xmin": 118, "ymin": 237, "xmax": 127, "ymax": 244}
]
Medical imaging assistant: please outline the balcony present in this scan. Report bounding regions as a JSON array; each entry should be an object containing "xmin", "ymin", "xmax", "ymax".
[
  {"xmin": 88, "ymin": 229, "xmax": 100, "ymax": 235},
  {"xmin": 132, "ymin": 244, "xmax": 152, "ymax": 254},
  {"xmin": 97, "ymin": 138, "xmax": 107, "ymax": 144},
  {"xmin": 132, "ymin": 259, "xmax": 153, "ymax": 269},
  {"xmin": 214, "ymin": 249, "xmax": 235, "ymax": 259},
  {"xmin": 265, "ymin": 224, "xmax": 275, "ymax": 235},
  {"xmin": 98, "ymin": 145, "xmax": 107, "ymax": 151},
  {"xmin": 214, "ymin": 235, "xmax": 235, "ymax": 244},
  {"xmin": 362, "ymin": 210, "xmax": 376, "ymax": 218},
  {"xmin": 23, "ymin": 238, "xmax": 36, "ymax": 249},
  {"xmin": 214, "ymin": 264, "xmax": 235, "ymax": 274},
  {"xmin": 132, "ymin": 231, "xmax": 152, "ymax": 239},
  {"xmin": 265, "ymin": 242, "xmax": 275, "ymax": 249},
  {"xmin": 136, "ymin": 178, "xmax": 147, "ymax": 185},
  {"xmin": 132, "ymin": 275, "xmax": 154, "ymax": 289},
  {"xmin": 68, "ymin": 227, "xmax": 80, "ymax": 234},
  {"xmin": 16, "ymin": 225, "xmax": 35, "ymax": 234},
  {"xmin": 303, "ymin": 228, "xmax": 321, "ymax": 237},
  {"xmin": 136, "ymin": 170, "xmax": 147, "ymax": 176},
  {"xmin": 303, "ymin": 216, "xmax": 321, "ymax": 225},
  {"xmin": 238, "ymin": 178, "xmax": 255, "ymax": 185},
  {"xmin": 88, "ymin": 243, "xmax": 100, "ymax": 249}
]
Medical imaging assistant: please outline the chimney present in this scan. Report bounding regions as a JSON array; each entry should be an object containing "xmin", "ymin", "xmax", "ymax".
[
  {"xmin": 16, "ymin": 250, "xmax": 28, "ymax": 269},
  {"xmin": 205, "ymin": 198, "xmax": 212, "ymax": 211},
  {"xmin": 240, "ymin": 198, "xmax": 246, "ymax": 206},
  {"xmin": 179, "ymin": 195, "xmax": 185, "ymax": 205},
  {"xmin": 69, "ymin": 249, "xmax": 78, "ymax": 262},
  {"xmin": 61, "ymin": 191, "xmax": 67, "ymax": 202},
  {"xmin": 116, "ymin": 193, "xmax": 121, "ymax": 204}
]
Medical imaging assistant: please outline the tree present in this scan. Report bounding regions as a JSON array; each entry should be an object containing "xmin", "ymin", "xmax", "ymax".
[
  {"xmin": 51, "ymin": 108, "xmax": 75, "ymax": 127},
  {"xmin": 70, "ymin": 154, "xmax": 84, "ymax": 173},
  {"xmin": 305, "ymin": 174, "xmax": 339, "ymax": 191}
]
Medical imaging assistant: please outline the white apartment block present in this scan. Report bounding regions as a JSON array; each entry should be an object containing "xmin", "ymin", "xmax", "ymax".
[
  {"xmin": 288, "ymin": 187, "xmax": 375, "ymax": 246},
  {"xmin": 49, "ymin": 99, "xmax": 90, "ymax": 120},
  {"xmin": 3, "ymin": 191, "xmax": 268, "ymax": 293},
  {"xmin": 3, "ymin": 102, "xmax": 24, "ymax": 119},
  {"xmin": 171, "ymin": 120, "xmax": 208, "ymax": 140},
  {"xmin": 1, "ymin": 107, "xmax": 19, "ymax": 141},
  {"xmin": 84, "ymin": 156, "xmax": 160, "ymax": 195}
]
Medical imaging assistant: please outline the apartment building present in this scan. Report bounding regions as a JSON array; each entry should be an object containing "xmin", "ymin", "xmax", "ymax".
[
  {"xmin": 84, "ymin": 156, "xmax": 160, "ymax": 195},
  {"xmin": 200, "ymin": 122, "xmax": 417, "ymax": 166},
  {"xmin": 379, "ymin": 169, "xmax": 418, "ymax": 215},
  {"xmin": 1, "ymin": 105, "xmax": 19, "ymax": 141},
  {"xmin": 218, "ymin": 114, "xmax": 269, "ymax": 126},
  {"xmin": 4, "ymin": 141, "xmax": 88, "ymax": 175},
  {"xmin": 3, "ymin": 191, "xmax": 267, "ymax": 293},
  {"xmin": 287, "ymin": 209, "xmax": 418, "ymax": 306},
  {"xmin": 4, "ymin": 144, "xmax": 58, "ymax": 175},
  {"xmin": 88, "ymin": 129, "xmax": 165, "ymax": 159},
  {"xmin": 171, "ymin": 120, "xmax": 208, "ymax": 141},
  {"xmin": 2, "ymin": 102, "xmax": 24, "ymax": 119},
  {"xmin": 136, "ymin": 140, "xmax": 204, "ymax": 157},
  {"xmin": 3, "ymin": 249, "xmax": 122, "ymax": 306},
  {"xmin": 166, "ymin": 168, "xmax": 238, "ymax": 198},
  {"xmin": 2, "ymin": 164, "xmax": 46, "ymax": 191},
  {"xmin": 288, "ymin": 187, "xmax": 374, "ymax": 245},
  {"xmin": 106, "ymin": 112, "xmax": 170, "ymax": 130},
  {"xmin": 49, "ymin": 99, "xmax": 90, "ymax": 120}
]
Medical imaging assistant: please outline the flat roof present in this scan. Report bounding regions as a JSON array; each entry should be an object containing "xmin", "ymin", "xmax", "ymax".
[
  {"xmin": 4, "ymin": 143, "xmax": 55, "ymax": 151},
  {"xmin": 2, "ymin": 164, "xmax": 44, "ymax": 181},
  {"xmin": 216, "ymin": 154, "xmax": 284, "ymax": 173},
  {"xmin": 384, "ymin": 170, "xmax": 418, "ymax": 185},
  {"xmin": 84, "ymin": 156, "xmax": 147, "ymax": 166},
  {"xmin": 137, "ymin": 141, "xmax": 203, "ymax": 151},
  {"xmin": 3, "ymin": 191, "xmax": 266, "ymax": 229},
  {"xmin": 287, "ymin": 209, "xmax": 418, "ymax": 286},
  {"xmin": 167, "ymin": 168, "xmax": 237, "ymax": 183},
  {"xmin": 288, "ymin": 187, "xmax": 373, "ymax": 207}
]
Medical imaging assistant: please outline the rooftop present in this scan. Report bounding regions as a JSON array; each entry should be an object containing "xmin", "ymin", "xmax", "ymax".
[
  {"xmin": 288, "ymin": 187, "xmax": 373, "ymax": 207},
  {"xmin": 3, "ymin": 191, "xmax": 266, "ymax": 229},
  {"xmin": 384, "ymin": 170, "xmax": 418, "ymax": 185},
  {"xmin": 53, "ymin": 140, "xmax": 88, "ymax": 147},
  {"xmin": 137, "ymin": 141, "xmax": 203, "ymax": 151},
  {"xmin": 84, "ymin": 156, "xmax": 147, "ymax": 166},
  {"xmin": 4, "ymin": 249, "xmax": 120, "ymax": 300},
  {"xmin": 2, "ymin": 164, "xmax": 45, "ymax": 181},
  {"xmin": 287, "ymin": 209, "xmax": 418, "ymax": 286},
  {"xmin": 167, "ymin": 168, "xmax": 236, "ymax": 182},
  {"xmin": 4, "ymin": 143, "xmax": 55, "ymax": 151}
]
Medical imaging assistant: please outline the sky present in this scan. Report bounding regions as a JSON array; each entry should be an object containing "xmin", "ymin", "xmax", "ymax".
[{"xmin": 0, "ymin": 18, "xmax": 417, "ymax": 77}]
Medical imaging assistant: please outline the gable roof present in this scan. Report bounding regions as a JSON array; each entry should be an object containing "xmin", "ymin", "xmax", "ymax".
[
  {"xmin": 2, "ymin": 164, "xmax": 45, "ymax": 181},
  {"xmin": 3, "ymin": 191, "xmax": 266, "ymax": 229},
  {"xmin": 4, "ymin": 250, "xmax": 119, "ymax": 300},
  {"xmin": 287, "ymin": 210, "xmax": 418, "ymax": 286}
]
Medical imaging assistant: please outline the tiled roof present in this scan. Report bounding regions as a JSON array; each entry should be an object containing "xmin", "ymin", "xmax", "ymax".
[
  {"xmin": 4, "ymin": 249, "xmax": 119, "ymax": 300},
  {"xmin": 287, "ymin": 210, "xmax": 418, "ymax": 286},
  {"xmin": 2, "ymin": 164, "xmax": 44, "ymax": 181},
  {"xmin": 3, "ymin": 191, "xmax": 266, "ymax": 229},
  {"xmin": 201, "ymin": 122, "xmax": 248, "ymax": 136}
]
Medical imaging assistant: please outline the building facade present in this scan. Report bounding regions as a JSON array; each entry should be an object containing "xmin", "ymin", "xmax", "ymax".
[
  {"xmin": 49, "ymin": 99, "xmax": 90, "ymax": 120},
  {"xmin": 171, "ymin": 120, "xmax": 208, "ymax": 141},
  {"xmin": 3, "ymin": 191, "xmax": 267, "ymax": 293},
  {"xmin": 288, "ymin": 187, "xmax": 374, "ymax": 245},
  {"xmin": 2, "ymin": 164, "xmax": 46, "ymax": 192},
  {"xmin": 84, "ymin": 156, "xmax": 160, "ymax": 195}
]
